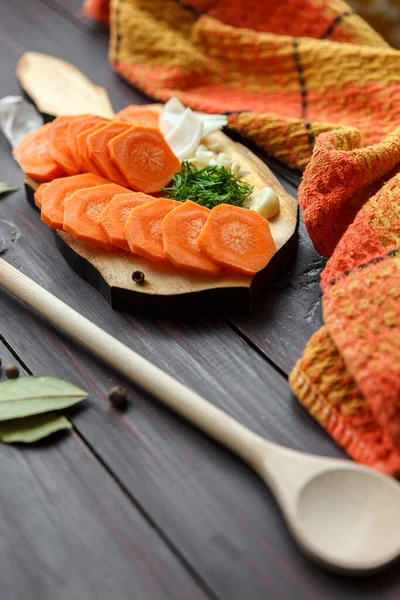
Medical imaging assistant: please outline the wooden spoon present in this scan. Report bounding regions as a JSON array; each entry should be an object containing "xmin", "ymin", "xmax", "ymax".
[{"xmin": 1, "ymin": 256, "xmax": 400, "ymax": 575}]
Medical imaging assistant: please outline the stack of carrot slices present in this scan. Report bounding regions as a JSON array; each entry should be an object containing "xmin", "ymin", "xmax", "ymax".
[
  {"xmin": 34, "ymin": 174, "xmax": 276, "ymax": 277},
  {"xmin": 13, "ymin": 107, "xmax": 180, "ymax": 194},
  {"xmin": 16, "ymin": 105, "xmax": 276, "ymax": 277}
]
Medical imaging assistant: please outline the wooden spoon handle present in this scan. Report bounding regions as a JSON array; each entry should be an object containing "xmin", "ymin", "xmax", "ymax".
[{"xmin": 0, "ymin": 258, "xmax": 265, "ymax": 466}]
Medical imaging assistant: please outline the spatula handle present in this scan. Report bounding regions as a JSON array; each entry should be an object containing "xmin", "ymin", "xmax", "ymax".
[{"xmin": 0, "ymin": 258, "xmax": 266, "ymax": 466}]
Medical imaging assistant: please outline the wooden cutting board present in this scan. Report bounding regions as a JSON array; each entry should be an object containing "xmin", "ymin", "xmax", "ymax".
[{"xmin": 19, "ymin": 52, "xmax": 298, "ymax": 317}]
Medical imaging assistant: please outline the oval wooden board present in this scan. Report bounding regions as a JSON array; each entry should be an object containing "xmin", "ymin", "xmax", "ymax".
[
  {"xmin": 18, "ymin": 51, "xmax": 298, "ymax": 316},
  {"xmin": 25, "ymin": 129, "xmax": 298, "ymax": 317}
]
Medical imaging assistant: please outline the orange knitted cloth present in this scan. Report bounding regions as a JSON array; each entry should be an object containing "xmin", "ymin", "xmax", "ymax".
[{"xmin": 84, "ymin": 0, "xmax": 400, "ymax": 474}]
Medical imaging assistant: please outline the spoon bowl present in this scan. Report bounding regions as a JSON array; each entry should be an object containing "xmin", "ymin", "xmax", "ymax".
[
  {"xmin": 257, "ymin": 446, "xmax": 400, "ymax": 575},
  {"xmin": 294, "ymin": 465, "xmax": 400, "ymax": 573}
]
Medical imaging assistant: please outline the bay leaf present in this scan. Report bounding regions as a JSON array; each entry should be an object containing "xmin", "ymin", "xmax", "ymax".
[
  {"xmin": 0, "ymin": 413, "xmax": 72, "ymax": 443},
  {"xmin": 0, "ymin": 376, "xmax": 87, "ymax": 421},
  {"xmin": 0, "ymin": 182, "xmax": 18, "ymax": 197}
]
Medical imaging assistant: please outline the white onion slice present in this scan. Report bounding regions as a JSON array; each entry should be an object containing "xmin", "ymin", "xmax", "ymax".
[
  {"xmin": 161, "ymin": 97, "xmax": 227, "ymax": 140},
  {"xmin": 165, "ymin": 108, "xmax": 203, "ymax": 160},
  {"xmin": 164, "ymin": 97, "xmax": 185, "ymax": 115}
]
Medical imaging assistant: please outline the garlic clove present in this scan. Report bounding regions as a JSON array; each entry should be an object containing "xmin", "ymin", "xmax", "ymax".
[
  {"xmin": 195, "ymin": 148, "xmax": 215, "ymax": 160},
  {"xmin": 253, "ymin": 187, "xmax": 280, "ymax": 220},
  {"xmin": 230, "ymin": 162, "xmax": 241, "ymax": 177},
  {"xmin": 216, "ymin": 152, "xmax": 231, "ymax": 167}
]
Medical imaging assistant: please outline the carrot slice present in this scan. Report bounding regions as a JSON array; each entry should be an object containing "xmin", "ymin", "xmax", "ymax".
[
  {"xmin": 13, "ymin": 124, "xmax": 65, "ymax": 182},
  {"xmin": 197, "ymin": 204, "xmax": 276, "ymax": 275},
  {"xmin": 162, "ymin": 201, "xmax": 221, "ymax": 277},
  {"xmin": 99, "ymin": 192, "xmax": 154, "ymax": 251},
  {"xmin": 114, "ymin": 106, "xmax": 159, "ymax": 129},
  {"xmin": 109, "ymin": 127, "xmax": 180, "ymax": 193},
  {"xmin": 33, "ymin": 182, "xmax": 50, "ymax": 209},
  {"xmin": 87, "ymin": 121, "xmax": 130, "ymax": 187},
  {"xmin": 41, "ymin": 173, "xmax": 108, "ymax": 230},
  {"xmin": 64, "ymin": 183, "xmax": 128, "ymax": 249},
  {"xmin": 47, "ymin": 115, "xmax": 83, "ymax": 175},
  {"xmin": 124, "ymin": 198, "xmax": 180, "ymax": 261},
  {"xmin": 67, "ymin": 115, "xmax": 107, "ymax": 171},
  {"xmin": 77, "ymin": 122, "xmax": 108, "ymax": 176}
]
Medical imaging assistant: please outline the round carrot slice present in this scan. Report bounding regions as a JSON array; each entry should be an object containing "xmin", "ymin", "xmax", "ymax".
[
  {"xmin": 99, "ymin": 192, "xmax": 154, "ymax": 251},
  {"xmin": 47, "ymin": 116, "xmax": 84, "ymax": 175},
  {"xmin": 109, "ymin": 126, "xmax": 180, "ymax": 193},
  {"xmin": 41, "ymin": 173, "xmax": 108, "ymax": 230},
  {"xmin": 13, "ymin": 124, "xmax": 65, "ymax": 182},
  {"xmin": 162, "ymin": 201, "xmax": 221, "ymax": 277},
  {"xmin": 67, "ymin": 115, "xmax": 107, "ymax": 171},
  {"xmin": 33, "ymin": 182, "xmax": 50, "ymax": 209},
  {"xmin": 77, "ymin": 122, "xmax": 108, "ymax": 176},
  {"xmin": 114, "ymin": 106, "xmax": 159, "ymax": 129},
  {"xmin": 87, "ymin": 121, "xmax": 130, "ymax": 187},
  {"xmin": 197, "ymin": 204, "xmax": 276, "ymax": 275},
  {"xmin": 124, "ymin": 198, "xmax": 180, "ymax": 261},
  {"xmin": 64, "ymin": 183, "xmax": 128, "ymax": 248}
]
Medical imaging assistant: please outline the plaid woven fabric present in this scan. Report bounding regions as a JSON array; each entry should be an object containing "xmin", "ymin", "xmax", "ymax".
[{"xmin": 85, "ymin": 0, "xmax": 400, "ymax": 473}]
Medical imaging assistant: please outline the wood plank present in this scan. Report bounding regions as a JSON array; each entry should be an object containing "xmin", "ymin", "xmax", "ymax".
[
  {"xmin": 226, "ymin": 212, "xmax": 327, "ymax": 374},
  {"xmin": 0, "ymin": 342, "xmax": 211, "ymax": 600},
  {"xmin": 2, "ymin": 159, "xmax": 399, "ymax": 598},
  {"xmin": 2, "ymin": 2, "xmax": 399, "ymax": 597},
  {"xmin": 0, "ymin": 0, "xmax": 148, "ymax": 113},
  {"xmin": 219, "ymin": 137, "xmax": 325, "ymax": 374}
]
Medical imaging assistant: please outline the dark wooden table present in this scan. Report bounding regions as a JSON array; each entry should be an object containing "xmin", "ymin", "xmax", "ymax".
[{"xmin": 0, "ymin": 2, "xmax": 399, "ymax": 598}]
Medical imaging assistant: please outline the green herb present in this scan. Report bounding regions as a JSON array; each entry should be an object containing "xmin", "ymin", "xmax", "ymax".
[
  {"xmin": 0, "ymin": 182, "xmax": 18, "ymax": 197},
  {"xmin": 162, "ymin": 161, "xmax": 253, "ymax": 209},
  {"xmin": 0, "ymin": 376, "xmax": 87, "ymax": 421},
  {"xmin": 0, "ymin": 413, "xmax": 72, "ymax": 444}
]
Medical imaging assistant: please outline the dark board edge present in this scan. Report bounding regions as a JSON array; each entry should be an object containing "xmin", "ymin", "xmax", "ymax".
[{"xmin": 25, "ymin": 178, "xmax": 299, "ymax": 318}]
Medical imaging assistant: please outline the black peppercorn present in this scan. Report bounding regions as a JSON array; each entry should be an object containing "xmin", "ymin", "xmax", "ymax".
[
  {"xmin": 132, "ymin": 270, "xmax": 145, "ymax": 284},
  {"xmin": 108, "ymin": 386, "xmax": 128, "ymax": 410},
  {"xmin": 5, "ymin": 365, "xmax": 19, "ymax": 379}
]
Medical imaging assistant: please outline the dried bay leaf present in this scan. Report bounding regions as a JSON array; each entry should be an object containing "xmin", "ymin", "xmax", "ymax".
[
  {"xmin": 0, "ymin": 413, "xmax": 72, "ymax": 443},
  {"xmin": 0, "ymin": 182, "xmax": 18, "ymax": 197},
  {"xmin": 0, "ymin": 376, "xmax": 87, "ymax": 420}
]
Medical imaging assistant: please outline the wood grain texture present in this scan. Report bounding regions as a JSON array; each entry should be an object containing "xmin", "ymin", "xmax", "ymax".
[
  {"xmin": 227, "ymin": 214, "xmax": 327, "ymax": 374},
  {"xmin": 1, "ymin": 0, "xmax": 399, "ymax": 598},
  {"xmin": 222, "ymin": 136, "xmax": 325, "ymax": 375},
  {"xmin": 2, "ymin": 167, "xmax": 400, "ymax": 599},
  {"xmin": 0, "ymin": 0, "xmax": 147, "ymax": 113},
  {"xmin": 0, "ymin": 342, "xmax": 210, "ymax": 600}
]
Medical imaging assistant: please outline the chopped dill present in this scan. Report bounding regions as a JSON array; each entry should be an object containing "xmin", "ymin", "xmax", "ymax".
[{"xmin": 162, "ymin": 161, "xmax": 253, "ymax": 209}]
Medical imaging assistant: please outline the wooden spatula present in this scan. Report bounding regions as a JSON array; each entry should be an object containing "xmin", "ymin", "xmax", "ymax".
[
  {"xmin": 1, "ymin": 256, "xmax": 399, "ymax": 575},
  {"xmin": 16, "ymin": 52, "xmax": 114, "ymax": 119}
]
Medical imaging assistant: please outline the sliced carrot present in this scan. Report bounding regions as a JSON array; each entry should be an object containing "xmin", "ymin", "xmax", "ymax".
[
  {"xmin": 64, "ymin": 183, "xmax": 128, "ymax": 249},
  {"xmin": 47, "ymin": 115, "xmax": 83, "ymax": 175},
  {"xmin": 114, "ymin": 106, "xmax": 159, "ymax": 129},
  {"xmin": 33, "ymin": 182, "xmax": 50, "ymax": 209},
  {"xmin": 109, "ymin": 126, "xmax": 180, "ymax": 193},
  {"xmin": 13, "ymin": 124, "xmax": 65, "ymax": 182},
  {"xmin": 197, "ymin": 204, "xmax": 276, "ymax": 275},
  {"xmin": 162, "ymin": 201, "xmax": 221, "ymax": 277},
  {"xmin": 77, "ymin": 122, "xmax": 108, "ymax": 176},
  {"xmin": 99, "ymin": 192, "xmax": 154, "ymax": 251},
  {"xmin": 41, "ymin": 173, "xmax": 108, "ymax": 230},
  {"xmin": 87, "ymin": 121, "xmax": 130, "ymax": 187},
  {"xmin": 67, "ymin": 115, "xmax": 107, "ymax": 171},
  {"xmin": 124, "ymin": 198, "xmax": 180, "ymax": 261}
]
